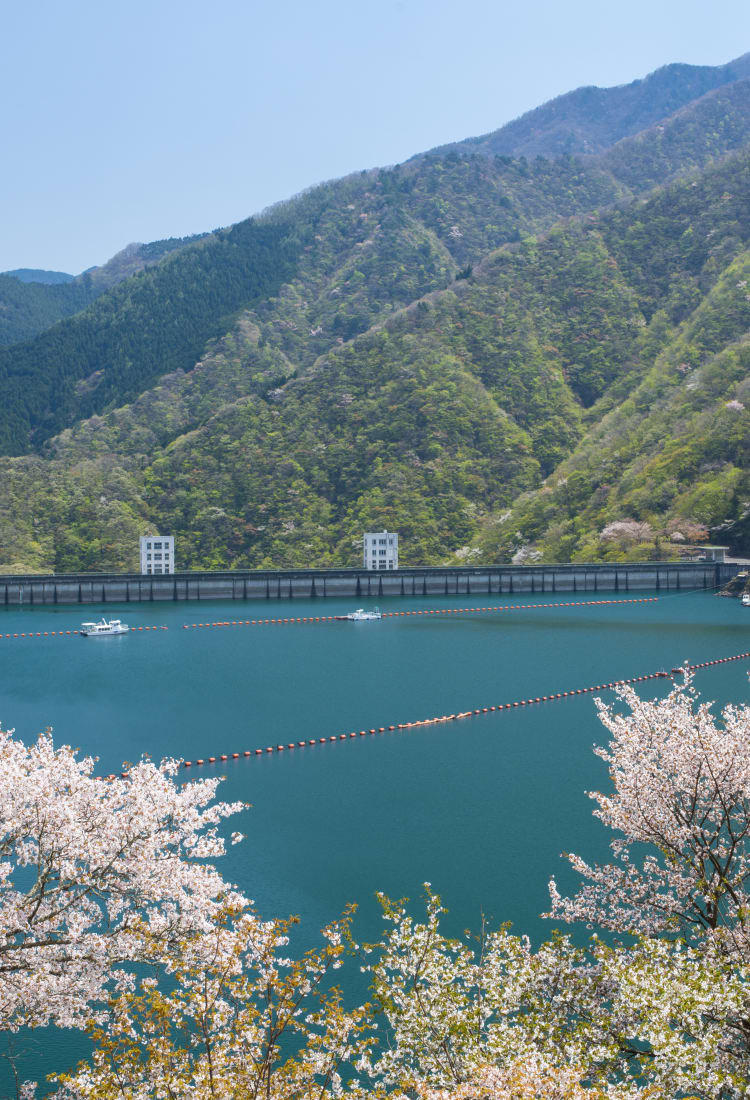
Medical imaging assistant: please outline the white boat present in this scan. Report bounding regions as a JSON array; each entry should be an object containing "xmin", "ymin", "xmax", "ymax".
[
  {"xmin": 345, "ymin": 608, "xmax": 382, "ymax": 622},
  {"xmin": 742, "ymin": 593, "xmax": 750, "ymax": 607},
  {"xmin": 80, "ymin": 618, "xmax": 130, "ymax": 637}
]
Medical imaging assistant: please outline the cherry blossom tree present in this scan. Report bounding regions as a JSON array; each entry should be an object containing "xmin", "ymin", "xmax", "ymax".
[
  {"xmin": 360, "ymin": 890, "xmax": 634, "ymax": 1096},
  {"xmin": 359, "ymin": 890, "xmax": 748, "ymax": 1098},
  {"xmin": 547, "ymin": 674, "xmax": 750, "ymax": 955},
  {"xmin": 599, "ymin": 520, "xmax": 654, "ymax": 547},
  {"xmin": 0, "ymin": 725, "xmax": 245, "ymax": 1031},
  {"xmin": 362, "ymin": 679, "xmax": 750, "ymax": 1096},
  {"xmin": 595, "ymin": 934, "xmax": 750, "ymax": 1096},
  {"xmin": 55, "ymin": 906, "xmax": 372, "ymax": 1100},
  {"xmin": 13, "ymin": 679, "xmax": 750, "ymax": 1098}
]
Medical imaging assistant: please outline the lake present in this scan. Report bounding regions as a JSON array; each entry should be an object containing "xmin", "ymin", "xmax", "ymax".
[{"xmin": 0, "ymin": 588, "xmax": 748, "ymax": 1084}]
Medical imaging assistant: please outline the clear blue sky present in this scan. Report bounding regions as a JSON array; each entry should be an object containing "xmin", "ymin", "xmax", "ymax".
[{"xmin": 3, "ymin": 0, "xmax": 750, "ymax": 274}]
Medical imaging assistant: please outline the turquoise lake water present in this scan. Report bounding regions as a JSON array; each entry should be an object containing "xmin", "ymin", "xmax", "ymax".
[{"xmin": 0, "ymin": 589, "xmax": 748, "ymax": 1084}]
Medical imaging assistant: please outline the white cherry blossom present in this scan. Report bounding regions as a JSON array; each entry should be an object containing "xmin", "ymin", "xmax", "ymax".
[
  {"xmin": 548, "ymin": 674, "xmax": 750, "ymax": 954},
  {"xmin": 0, "ymin": 725, "xmax": 245, "ymax": 1030}
]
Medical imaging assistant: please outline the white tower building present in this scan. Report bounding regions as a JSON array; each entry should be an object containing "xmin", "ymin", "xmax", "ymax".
[
  {"xmin": 363, "ymin": 531, "xmax": 398, "ymax": 570},
  {"xmin": 140, "ymin": 535, "xmax": 175, "ymax": 575}
]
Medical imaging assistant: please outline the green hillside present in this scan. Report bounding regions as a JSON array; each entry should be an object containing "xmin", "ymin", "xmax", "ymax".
[
  {"xmin": 80, "ymin": 234, "xmax": 211, "ymax": 289},
  {"xmin": 0, "ymin": 151, "xmax": 639, "ymax": 456},
  {"xmin": 476, "ymin": 248, "xmax": 750, "ymax": 565},
  {"xmin": 0, "ymin": 235, "xmax": 211, "ymax": 349},
  {"xmin": 2, "ymin": 55, "xmax": 750, "ymax": 572},
  {"xmin": 2, "ymin": 147, "xmax": 748, "ymax": 573},
  {"xmin": 0, "ymin": 220, "xmax": 641, "ymax": 572},
  {"xmin": 4, "ymin": 69, "xmax": 750, "ymax": 458},
  {"xmin": 0, "ymin": 222, "xmax": 301, "ymax": 453},
  {"xmin": 0, "ymin": 273, "xmax": 98, "ymax": 347}
]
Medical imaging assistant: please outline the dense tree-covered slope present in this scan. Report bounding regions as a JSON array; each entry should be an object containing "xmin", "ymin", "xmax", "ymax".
[
  {"xmin": 0, "ymin": 235, "xmax": 210, "ymax": 348},
  {"xmin": 0, "ymin": 273, "xmax": 99, "ymax": 347},
  {"xmin": 0, "ymin": 154, "xmax": 629, "ymax": 454},
  {"xmin": 80, "ymin": 234, "xmax": 212, "ymax": 289},
  {"xmin": 0, "ymin": 223, "xmax": 301, "ymax": 452},
  {"xmin": 474, "ymin": 164, "xmax": 750, "ymax": 563},
  {"xmin": 2, "ymin": 55, "xmax": 750, "ymax": 571},
  {"xmin": 3, "ymin": 144, "xmax": 750, "ymax": 572},
  {"xmin": 596, "ymin": 78, "xmax": 750, "ymax": 194},
  {"xmin": 425, "ymin": 53, "xmax": 750, "ymax": 158},
  {"xmin": 5, "ymin": 73, "xmax": 750, "ymax": 457},
  {"xmin": 0, "ymin": 221, "xmax": 643, "ymax": 571},
  {"xmin": 6, "ymin": 57, "xmax": 748, "ymax": 351}
]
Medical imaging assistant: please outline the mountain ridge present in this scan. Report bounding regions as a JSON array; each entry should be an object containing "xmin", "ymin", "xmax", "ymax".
[
  {"xmin": 420, "ymin": 52, "xmax": 750, "ymax": 159},
  {"xmin": 5, "ymin": 51, "xmax": 750, "ymax": 356},
  {"xmin": 1, "ymin": 52, "xmax": 750, "ymax": 570},
  {"xmin": 2, "ymin": 269, "xmax": 75, "ymax": 284},
  {"xmin": 7, "ymin": 70, "xmax": 750, "ymax": 458}
]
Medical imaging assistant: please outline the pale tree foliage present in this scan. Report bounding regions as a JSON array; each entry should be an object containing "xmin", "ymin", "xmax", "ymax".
[
  {"xmin": 599, "ymin": 520, "xmax": 654, "ymax": 546},
  {"xmin": 56, "ymin": 907, "xmax": 373, "ymax": 1100},
  {"xmin": 359, "ymin": 890, "xmax": 747, "ymax": 1099},
  {"xmin": 0, "ymin": 725, "xmax": 245, "ymax": 1031},
  {"xmin": 61, "ymin": 891, "xmax": 745, "ymax": 1098},
  {"xmin": 361, "ymin": 891, "xmax": 615, "ymax": 1094},
  {"xmin": 510, "ymin": 545, "xmax": 542, "ymax": 565},
  {"xmin": 596, "ymin": 935, "xmax": 750, "ymax": 1097},
  {"xmin": 548, "ymin": 675, "xmax": 750, "ymax": 953}
]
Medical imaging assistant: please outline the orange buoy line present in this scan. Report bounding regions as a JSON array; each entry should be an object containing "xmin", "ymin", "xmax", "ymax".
[
  {"xmin": 179, "ymin": 597, "xmax": 660, "ymax": 631},
  {"xmin": 3, "ymin": 598, "xmax": 657, "ymax": 642},
  {"xmin": 0, "ymin": 626, "xmax": 168, "ymax": 640},
  {"xmin": 91, "ymin": 648, "xmax": 749, "ymax": 781}
]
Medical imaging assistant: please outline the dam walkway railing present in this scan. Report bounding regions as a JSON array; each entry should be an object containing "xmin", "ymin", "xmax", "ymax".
[{"xmin": 0, "ymin": 561, "xmax": 738, "ymax": 606}]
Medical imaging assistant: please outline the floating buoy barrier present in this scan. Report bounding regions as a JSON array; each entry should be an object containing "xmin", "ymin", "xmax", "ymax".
[
  {"xmin": 175, "ymin": 597, "xmax": 660, "ymax": 633},
  {"xmin": 156, "ymin": 649, "xmax": 750, "ymax": 777},
  {"xmin": 1, "ymin": 597, "xmax": 658, "ymax": 645},
  {"xmin": 0, "ymin": 624, "xmax": 167, "ymax": 641}
]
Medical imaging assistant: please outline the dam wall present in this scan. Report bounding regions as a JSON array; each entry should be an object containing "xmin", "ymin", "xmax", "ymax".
[{"xmin": 0, "ymin": 562, "xmax": 739, "ymax": 606}]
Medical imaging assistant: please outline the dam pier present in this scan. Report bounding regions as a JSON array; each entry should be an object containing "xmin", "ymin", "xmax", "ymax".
[{"xmin": 0, "ymin": 561, "xmax": 739, "ymax": 606}]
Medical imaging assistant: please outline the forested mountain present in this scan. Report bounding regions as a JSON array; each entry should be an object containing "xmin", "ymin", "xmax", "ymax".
[
  {"xmin": 476, "ymin": 154, "xmax": 750, "ymax": 564},
  {"xmin": 0, "ymin": 235, "xmax": 209, "ymax": 348},
  {"xmin": 6, "ymin": 74, "xmax": 750, "ymax": 457},
  {"xmin": 0, "ymin": 273, "xmax": 99, "ymax": 347},
  {"xmin": 80, "ymin": 234, "xmax": 212, "ymax": 289},
  {"xmin": 0, "ymin": 154, "xmax": 632, "ymax": 454},
  {"xmin": 425, "ymin": 52, "xmax": 750, "ymax": 158},
  {"xmin": 1, "ymin": 53, "xmax": 750, "ymax": 572},
  {"xmin": 0, "ymin": 222, "xmax": 300, "ymax": 451}
]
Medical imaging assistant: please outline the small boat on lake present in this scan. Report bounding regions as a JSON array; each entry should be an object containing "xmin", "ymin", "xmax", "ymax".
[
  {"xmin": 80, "ymin": 618, "xmax": 129, "ymax": 637},
  {"xmin": 742, "ymin": 593, "xmax": 750, "ymax": 607},
  {"xmin": 342, "ymin": 608, "xmax": 382, "ymax": 622}
]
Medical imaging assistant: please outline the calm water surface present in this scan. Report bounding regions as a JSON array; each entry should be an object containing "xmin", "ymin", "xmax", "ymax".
[{"xmin": 0, "ymin": 589, "xmax": 748, "ymax": 1083}]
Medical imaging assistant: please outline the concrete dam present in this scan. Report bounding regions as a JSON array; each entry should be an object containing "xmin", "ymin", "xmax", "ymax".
[{"xmin": 0, "ymin": 561, "xmax": 739, "ymax": 606}]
